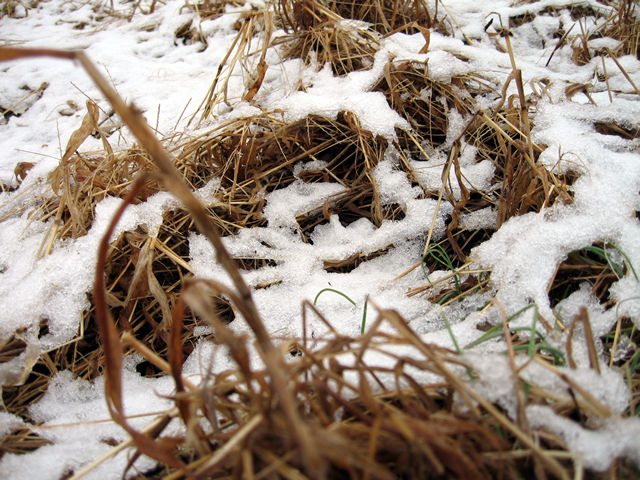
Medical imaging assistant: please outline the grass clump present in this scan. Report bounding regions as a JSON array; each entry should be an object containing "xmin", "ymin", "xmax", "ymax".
[
  {"xmin": 601, "ymin": 0, "xmax": 640, "ymax": 59},
  {"xmin": 0, "ymin": 427, "xmax": 51, "ymax": 459},
  {"xmin": 181, "ymin": 110, "xmax": 396, "ymax": 235},
  {"xmin": 373, "ymin": 60, "xmax": 482, "ymax": 153},
  {"xmin": 324, "ymin": 0, "xmax": 442, "ymax": 35},
  {"xmin": 275, "ymin": 0, "xmax": 380, "ymax": 75}
]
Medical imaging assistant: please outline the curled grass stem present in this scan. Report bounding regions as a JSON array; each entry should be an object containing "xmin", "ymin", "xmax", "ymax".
[{"xmin": 313, "ymin": 288, "xmax": 369, "ymax": 334}]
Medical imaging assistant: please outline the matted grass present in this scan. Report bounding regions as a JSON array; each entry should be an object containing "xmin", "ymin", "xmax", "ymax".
[{"xmin": 180, "ymin": 110, "xmax": 394, "ymax": 233}]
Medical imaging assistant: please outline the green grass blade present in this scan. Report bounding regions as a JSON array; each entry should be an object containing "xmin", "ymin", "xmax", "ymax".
[
  {"xmin": 608, "ymin": 242, "xmax": 639, "ymax": 282},
  {"xmin": 361, "ymin": 296, "xmax": 368, "ymax": 335},
  {"xmin": 313, "ymin": 288, "xmax": 357, "ymax": 307},
  {"xmin": 442, "ymin": 312, "xmax": 475, "ymax": 379},
  {"xmin": 527, "ymin": 307, "xmax": 539, "ymax": 358}
]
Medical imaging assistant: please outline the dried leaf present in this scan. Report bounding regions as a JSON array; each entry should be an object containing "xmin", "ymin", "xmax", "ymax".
[{"xmin": 61, "ymin": 100, "xmax": 99, "ymax": 164}]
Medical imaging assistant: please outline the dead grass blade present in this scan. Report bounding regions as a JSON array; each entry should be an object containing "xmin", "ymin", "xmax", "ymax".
[
  {"xmin": 566, "ymin": 307, "xmax": 601, "ymax": 374},
  {"xmin": 194, "ymin": 8, "xmax": 274, "ymax": 123},
  {"xmin": 92, "ymin": 174, "xmax": 188, "ymax": 472}
]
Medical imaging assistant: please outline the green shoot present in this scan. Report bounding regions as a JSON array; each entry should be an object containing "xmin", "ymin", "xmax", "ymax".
[
  {"xmin": 442, "ymin": 312, "xmax": 475, "ymax": 380},
  {"xmin": 422, "ymin": 243, "xmax": 461, "ymax": 292},
  {"xmin": 313, "ymin": 288, "xmax": 369, "ymax": 335},
  {"xmin": 510, "ymin": 344, "xmax": 566, "ymax": 366},
  {"xmin": 464, "ymin": 304, "xmax": 562, "ymax": 363},
  {"xmin": 442, "ymin": 312, "xmax": 462, "ymax": 354},
  {"xmin": 578, "ymin": 245, "xmax": 625, "ymax": 278},
  {"xmin": 527, "ymin": 307, "xmax": 538, "ymax": 358},
  {"xmin": 438, "ymin": 291, "xmax": 458, "ymax": 305},
  {"xmin": 465, "ymin": 326, "xmax": 546, "ymax": 350},
  {"xmin": 313, "ymin": 288, "xmax": 357, "ymax": 307},
  {"xmin": 361, "ymin": 296, "xmax": 368, "ymax": 335},
  {"xmin": 464, "ymin": 304, "xmax": 541, "ymax": 350},
  {"xmin": 572, "ymin": 242, "xmax": 638, "ymax": 282}
]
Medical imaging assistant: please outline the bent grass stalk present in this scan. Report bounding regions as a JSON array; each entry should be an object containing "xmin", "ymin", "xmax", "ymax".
[
  {"xmin": 313, "ymin": 288, "xmax": 369, "ymax": 334},
  {"xmin": 442, "ymin": 312, "xmax": 475, "ymax": 379}
]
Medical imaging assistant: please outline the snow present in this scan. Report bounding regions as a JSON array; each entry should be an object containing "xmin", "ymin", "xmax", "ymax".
[
  {"xmin": 527, "ymin": 406, "xmax": 640, "ymax": 471},
  {"xmin": 5, "ymin": 362, "xmax": 177, "ymax": 480},
  {"xmin": 1, "ymin": 0, "xmax": 640, "ymax": 476}
]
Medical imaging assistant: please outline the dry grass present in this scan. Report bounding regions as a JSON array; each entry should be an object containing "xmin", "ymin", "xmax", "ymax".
[
  {"xmin": 600, "ymin": 0, "xmax": 640, "ymax": 59},
  {"xmin": 0, "ymin": 427, "xmax": 51, "ymax": 456},
  {"xmin": 325, "ymin": 0, "xmax": 444, "ymax": 35},
  {"xmin": 41, "ymin": 146, "xmax": 158, "ymax": 241},
  {"xmin": 181, "ymin": 0, "xmax": 246, "ymax": 22},
  {"xmin": 391, "ymin": 25, "xmax": 577, "ymax": 302},
  {"xmin": 1, "ymin": 0, "xmax": 640, "ymax": 478},
  {"xmin": 181, "ymin": 110, "xmax": 396, "ymax": 237},
  {"xmin": 194, "ymin": 7, "xmax": 274, "ymax": 121},
  {"xmin": 275, "ymin": 0, "xmax": 380, "ymax": 75},
  {"xmin": 374, "ymin": 60, "xmax": 479, "ymax": 151}
]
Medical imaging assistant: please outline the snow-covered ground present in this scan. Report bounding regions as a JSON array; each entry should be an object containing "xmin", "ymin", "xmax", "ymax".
[{"xmin": 1, "ymin": 0, "xmax": 640, "ymax": 477}]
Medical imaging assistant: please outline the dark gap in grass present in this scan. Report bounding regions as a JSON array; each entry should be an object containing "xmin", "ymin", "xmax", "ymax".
[
  {"xmin": 568, "ymin": 5, "xmax": 600, "ymax": 22},
  {"xmin": 475, "ymin": 320, "xmax": 494, "ymax": 332},
  {"xmin": 0, "ymin": 182, "xmax": 17, "ymax": 193},
  {"xmin": 511, "ymin": 4, "xmax": 600, "ymax": 29},
  {"xmin": 1, "ymin": 82, "xmax": 48, "ymax": 122},
  {"xmin": 37, "ymin": 318, "xmax": 49, "ymax": 339},
  {"xmin": 602, "ymin": 317, "xmax": 637, "ymax": 367},
  {"xmin": 65, "ymin": 310, "xmax": 102, "ymax": 379},
  {"xmin": 135, "ymin": 359, "xmax": 164, "ymax": 378},
  {"xmin": 509, "ymin": 12, "xmax": 536, "ymax": 29},
  {"xmin": 381, "ymin": 202, "xmax": 406, "ymax": 221},
  {"xmin": 594, "ymin": 121, "xmax": 640, "ymax": 140},
  {"xmin": 323, "ymin": 247, "xmax": 389, "ymax": 273},
  {"xmin": 174, "ymin": 20, "xmax": 207, "ymax": 50},
  {"xmin": 0, "ymin": 334, "xmax": 27, "ymax": 363},
  {"xmin": 2, "ymin": 363, "xmax": 53, "ymax": 420},
  {"xmin": 101, "ymin": 437, "xmax": 119, "ymax": 447},
  {"xmin": 235, "ymin": 257, "xmax": 278, "ymax": 271},
  {"xmin": 296, "ymin": 191, "xmax": 404, "ymax": 245},
  {"xmin": 59, "ymin": 468, "xmax": 74, "ymax": 480},
  {"xmin": 0, "ymin": 427, "xmax": 52, "ymax": 459},
  {"xmin": 548, "ymin": 242, "xmax": 626, "ymax": 309}
]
